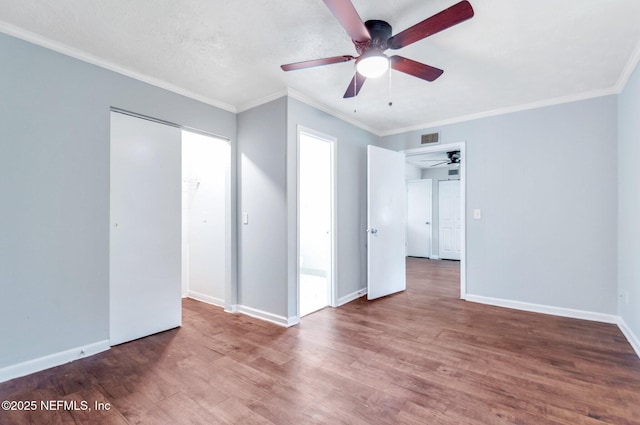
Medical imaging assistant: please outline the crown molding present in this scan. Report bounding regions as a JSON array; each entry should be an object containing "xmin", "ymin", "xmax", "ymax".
[
  {"xmin": 237, "ymin": 87, "xmax": 381, "ymax": 135},
  {"xmin": 286, "ymin": 88, "xmax": 381, "ymax": 136},
  {"xmin": 614, "ymin": 38, "xmax": 640, "ymax": 93},
  {"xmin": 379, "ymin": 87, "xmax": 618, "ymax": 137},
  {"xmin": 236, "ymin": 90, "xmax": 289, "ymax": 113},
  {"xmin": 0, "ymin": 22, "xmax": 237, "ymax": 113},
  {"xmin": 3, "ymin": 20, "xmax": 638, "ymax": 138}
]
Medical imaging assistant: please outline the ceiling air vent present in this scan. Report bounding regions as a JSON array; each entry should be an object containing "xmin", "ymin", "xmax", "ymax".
[{"xmin": 421, "ymin": 132, "xmax": 440, "ymax": 145}]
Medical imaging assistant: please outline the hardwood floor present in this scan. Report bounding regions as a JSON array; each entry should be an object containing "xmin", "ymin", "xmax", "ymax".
[{"xmin": 2, "ymin": 258, "xmax": 639, "ymax": 424}]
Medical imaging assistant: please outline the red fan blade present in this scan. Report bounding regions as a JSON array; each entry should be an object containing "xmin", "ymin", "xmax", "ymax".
[
  {"xmin": 390, "ymin": 56, "xmax": 443, "ymax": 81},
  {"xmin": 388, "ymin": 1, "xmax": 474, "ymax": 50},
  {"xmin": 323, "ymin": 0, "xmax": 371, "ymax": 43},
  {"xmin": 281, "ymin": 55, "xmax": 355, "ymax": 71},
  {"xmin": 343, "ymin": 72, "xmax": 366, "ymax": 98}
]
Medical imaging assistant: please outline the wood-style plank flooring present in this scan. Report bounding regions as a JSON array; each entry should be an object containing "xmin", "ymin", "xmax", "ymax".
[{"xmin": 2, "ymin": 258, "xmax": 640, "ymax": 424}]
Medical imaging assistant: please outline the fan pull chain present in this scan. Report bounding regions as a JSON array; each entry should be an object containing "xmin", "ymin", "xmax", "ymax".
[
  {"xmin": 388, "ymin": 67, "xmax": 393, "ymax": 107},
  {"xmin": 353, "ymin": 76, "xmax": 358, "ymax": 113}
]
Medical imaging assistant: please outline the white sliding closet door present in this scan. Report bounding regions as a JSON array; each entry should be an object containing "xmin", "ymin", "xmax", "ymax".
[{"xmin": 110, "ymin": 112, "xmax": 182, "ymax": 346}]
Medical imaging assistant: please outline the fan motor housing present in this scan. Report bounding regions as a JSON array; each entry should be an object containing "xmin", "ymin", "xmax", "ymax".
[{"xmin": 360, "ymin": 20, "xmax": 392, "ymax": 54}]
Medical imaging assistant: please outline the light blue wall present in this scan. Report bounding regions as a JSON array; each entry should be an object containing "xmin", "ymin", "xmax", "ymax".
[
  {"xmin": 287, "ymin": 98, "xmax": 378, "ymax": 316},
  {"xmin": 0, "ymin": 33, "xmax": 236, "ymax": 369},
  {"xmin": 237, "ymin": 97, "xmax": 288, "ymax": 317},
  {"xmin": 382, "ymin": 96, "xmax": 618, "ymax": 314},
  {"xmin": 618, "ymin": 60, "xmax": 640, "ymax": 346},
  {"xmin": 237, "ymin": 97, "xmax": 377, "ymax": 321}
]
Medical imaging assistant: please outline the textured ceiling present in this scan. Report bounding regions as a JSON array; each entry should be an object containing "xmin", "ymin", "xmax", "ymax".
[{"xmin": 1, "ymin": 0, "xmax": 639, "ymax": 135}]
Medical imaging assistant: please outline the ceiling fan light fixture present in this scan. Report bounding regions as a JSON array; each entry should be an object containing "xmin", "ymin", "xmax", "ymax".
[
  {"xmin": 279, "ymin": 0, "xmax": 474, "ymax": 97},
  {"xmin": 356, "ymin": 53, "xmax": 389, "ymax": 78}
]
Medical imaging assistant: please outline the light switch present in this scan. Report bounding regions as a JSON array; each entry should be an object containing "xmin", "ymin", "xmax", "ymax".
[
  {"xmin": 242, "ymin": 212, "xmax": 249, "ymax": 225},
  {"xmin": 473, "ymin": 209, "xmax": 482, "ymax": 220}
]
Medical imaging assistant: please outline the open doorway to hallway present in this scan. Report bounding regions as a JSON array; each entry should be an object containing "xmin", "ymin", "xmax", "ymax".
[{"xmin": 404, "ymin": 144, "xmax": 465, "ymax": 297}]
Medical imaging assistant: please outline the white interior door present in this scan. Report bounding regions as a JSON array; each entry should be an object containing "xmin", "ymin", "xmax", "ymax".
[
  {"xmin": 407, "ymin": 179, "xmax": 432, "ymax": 258},
  {"xmin": 367, "ymin": 145, "xmax": 406, "ymax": 300},
  {"xmin": 110, "ymin": 112, "xmax": 182, "ymax": 346},
  {"xmin": 438, "ymin": 179, "xmax": 461, "ymax": 260}
]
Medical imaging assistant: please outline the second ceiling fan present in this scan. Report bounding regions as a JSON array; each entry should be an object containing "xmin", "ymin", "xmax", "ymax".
[
  {"xmin": 281, "ymin": 0, "xmax": 474, "ymax": 98},
  {"xmin": 421, "ymin": 150, "xmax": 461, "ymax": 167}
]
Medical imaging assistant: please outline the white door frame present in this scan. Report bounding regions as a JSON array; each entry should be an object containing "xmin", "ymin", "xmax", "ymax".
[
  {"xmin": 296, "ymin": 125, "xmax": 337, "ymax": 314},
  {"xmin": 403, "ymin": 142, "xmax": 466, "ymax": 299}
]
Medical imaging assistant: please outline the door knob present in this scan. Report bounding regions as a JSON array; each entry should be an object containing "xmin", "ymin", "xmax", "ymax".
[
  {"xmin": 425, "ymin": 221, "xmax": 430, "ymax": 225},
  {"xmin": 370, "ymin": 228, "xmax": 378, "ymax": 234}
]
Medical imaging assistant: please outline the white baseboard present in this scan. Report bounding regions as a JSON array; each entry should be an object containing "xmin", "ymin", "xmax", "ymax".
[
  {"xmin": 192, "ymin": 299, "xmax": 297, "ymax": 327},
  {"xmin": 617, "ymin": 317, "xmax": 640, "ymax": 359},
  {"xmin": 465, "ymin": 294, "xmax": 619, "ymax": 324},
  {"xmin": 430, "ymin": 255, "xmax": 440, "ymax": 260},
  {"xmin": 337, "ymin": 288, "xmax": 367, "ymax": 306},
  {"xmin": 0, "ymin": 340, "xmax": 110, "ymax": 383},
  {"xmin": 187, "ymin": 291, "xmax": 224, "ymax": 308},
  {"xmin": 236, "ymin": 305, "xmax": 297, "ymax": 327},
  {"xmin": 286, "ymin": 315, "xmax": 300, "ymax": 327}
]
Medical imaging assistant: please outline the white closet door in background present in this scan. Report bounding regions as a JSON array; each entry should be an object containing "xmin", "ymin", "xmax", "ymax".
[
  {"xmin": 407, "ymin": 179, "xmax": 432, "ymax": 258},
  {"xmin": 438, "ymin": 179, "xmax": 461, "ymax": 260},
  {"xmin": 110, "ymin": 112, "xmax": 182, "ymax": 346}
]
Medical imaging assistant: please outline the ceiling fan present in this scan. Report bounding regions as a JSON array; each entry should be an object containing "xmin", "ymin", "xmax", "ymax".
[
  {"xmin": 420, "ymin": 150, "xmax": 461, "ymax": 167},
  {"xmin": 280, "ymin": 0, "xmax": 474, "ymax": 98}
]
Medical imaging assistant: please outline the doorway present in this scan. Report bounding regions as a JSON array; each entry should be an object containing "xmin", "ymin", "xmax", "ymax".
[
  {"xmin": 181, "ymin": 130, "xmax": 230, "ymax": 307},
  {"xmin": 298, "ymin": 127, "xmax": 335, "ymax": 317},
  {"xmin": 403, "ymin": 143, "xmax": 466, "ymax": 298}
]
